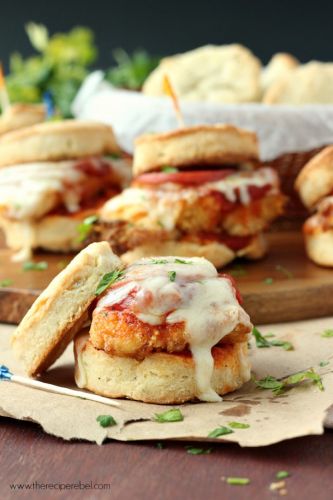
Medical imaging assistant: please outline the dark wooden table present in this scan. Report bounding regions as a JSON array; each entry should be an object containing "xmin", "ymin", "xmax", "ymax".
[{"xmin": 1, "ymin": 418, "xmax": 332, "ymax": 500}]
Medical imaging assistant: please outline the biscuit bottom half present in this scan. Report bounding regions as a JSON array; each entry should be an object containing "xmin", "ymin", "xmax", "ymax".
[{"xmin": 74, "ymin": 333, "xmax": 251, "ymax": 404}]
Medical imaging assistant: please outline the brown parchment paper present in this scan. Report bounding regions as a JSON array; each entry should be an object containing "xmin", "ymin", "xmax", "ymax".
[{"xmin": 1, "ymin": 316, "xmax": 333, "ymax": 446}]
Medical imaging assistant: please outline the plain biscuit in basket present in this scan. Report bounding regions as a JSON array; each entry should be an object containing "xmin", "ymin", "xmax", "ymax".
[
  {"xmin": 261, "ymin": 52, "xmax": 299, "ymax": 95},
  {"xmin": 142, "ymin": 44, "xmax": 262, "ymax": 104},
  {"xmin": 12, "ymin": 242, "xmax": 122, "ymax": 376}
]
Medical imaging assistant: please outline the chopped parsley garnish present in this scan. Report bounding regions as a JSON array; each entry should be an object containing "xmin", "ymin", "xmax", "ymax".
[
  {"xmin": 228, "ymin": 421, "xmax": 250, "ymax": 429},
  {"xmin": 22, "ymin": 261, "xmax": 48, "ymax": 271},
  {"xmin": 275, "ymin": 264, "xmax": 293, "ymax": 279},
  {"xmin": 156, "ymin": 220, "xmax": 164, "ymax": 228},
  {"xmin": 255, "ymin": 368, "xmax": 324, "ymax": 395},
  {"xmin": 319, "ymin": 360, "xmax": 329, "ymax": 367},
  {"xmin": 252, "ymin": 327, "xmax": 293, "ymax": 351},
  {"xmin": 156, "ymin": 442, "xmax": 165, "ymax": 449},
  {"xmin": 229, "ymin": 264, "xmax": 247, "ymax": 278},
  {"xmin": 186, "ymin": 446, "xmax": 212, "ymax": 455},
  {"xmin": 162, "ymin": 166, "xmax": 178, "ymax": 173},
  {"xmin": 174, "ymin": 258, "xmax": 192, "ymax": 264},
  {"xmin": 276, "ymin": 471, "xmax": 290, "ymax": 479},
  {"xmin": 150, "ymin": 259, "xmax": 169, "ymax": 264},
  {"xmin": 263, "ymin": 277, "xmax": 274, "ymax": 284},
  {"xmin": 77, "ymin": 215, "xmax": 98, "ymax": 242},
  {"xmin": 106, "ymin": 153, "xmax": 122, "ymax": 160},
  {"xmin": 95, "ymin": 269, "xmax": 124, "ymax": 296},
  {"xmin": 0, "ymin": 279, "xmax": 13, "ymax": 287},
  {"xmin": 226, "ymin": 477, "xmax": 250, "ymax": 486},
  {"xmin": 168, "ymin": 271, "xmax": 176, "ymax": 282},
  {"xmin": 96, "ymin": 415, "xmax": 117, "ymax": 428},
  {"xmin": 321, "ymin": 329, "xmax": 333, "ymax": 338},
  {"xmin": 208, "ymin": 426, "xmax": 234, "ymax": 438},
  {"xmin": 154, "ymin": 408, "xmax": 183, "ymax": 423}
]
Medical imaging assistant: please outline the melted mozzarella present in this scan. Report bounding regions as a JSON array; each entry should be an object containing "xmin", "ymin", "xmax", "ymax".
[
  {"xmin": 100, "ymin": 167, "xmax": 279, "ymax": 230},
  {"xmin": 96, "ymin": 256, "xmax": 252, "ymax": 402}
]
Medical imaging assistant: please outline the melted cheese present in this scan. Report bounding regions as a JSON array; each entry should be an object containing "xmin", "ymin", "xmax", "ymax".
[
  {"xmin": 96, "ymin": 256, "xmax": 252, "ymax": 402},
  {"xmin": 100, "ymin": 167, "xmax": 279, "ymax": 230}
]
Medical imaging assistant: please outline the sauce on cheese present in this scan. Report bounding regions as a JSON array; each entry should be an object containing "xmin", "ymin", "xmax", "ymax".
[{"xmin": 95, "ymin": 257, "xmax": 252, "ymax": 402}]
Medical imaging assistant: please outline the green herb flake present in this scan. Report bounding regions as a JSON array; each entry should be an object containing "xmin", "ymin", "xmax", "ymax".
[
  {"xmin": 0, "ymin": 279, "xmax": 13, "ymax": 287},
  {"xmin": 321, "ymin": 329, "xmax": 333, "ymax": 338},
  {"xmin": 186, "ymin": 446, "xmax": 212, "ymax": 455},
  {"xmin": 264, "ymin": 277, "xmax": 274, "ymax": 284},
  {"xmin": 226, "ymin": 477, "xmax": 250, "ymax": 486},
  {"xmin": 252, "ymin": 326, "xmax": 272, "ymax": 348},
  {"xmin": 96, "ymin": 415, "xmax": 117, "ymax": 428},
  {"xmin": 156, "ymin": 442, "xmax": 165, "ymax": 449},
  {"xmin": 106, "ymin": 153, "xmax": 122, "ymax": 160},
  {"xmin": 174, "ymin": 258, "xmax": 192, "ymax": 264},
  {"xmin": 228, "ymin": 421, "xmax": 250, "ymax": 429},
  {"xmin": 319, "ymin": 361, "xmax": 329, "ymax": 367},
  {"xmin": 95, "ymin": 269, "xmax": 124, "ymax": 296},
  {"xmin": 156, "ymin": 220, "xmax": 164, "ymax": 228},
  {"xmin": 252, "ymin": 327, "xmax": 294, "ymax": 351},
  {"xmin": 208, "ymin": 426, "xmax": 234, "ymax": 438},
  {"xmin": 154, "ymin": 408, "xmax": 184, "ymax": 423},
  {"xmin": 162, "ymin": 166, "xmax": 178, "ymax": 173},
  {"xmin": 77, "ymin": 215, "xmax": 98, "ymax": 242},
  {"xmin": 150, "ymin": 259, "xmax": 169, "ymax": 264},
  {"xmin": 255, "ymin": 368, "xmax": 324, "ymax": 395},
  {"xmin": 229, "ymin": 264, "xmax": 247, "ymax": 278},
  {"xmin": 22, "ymin": 261, "xmax": 48, "ymax": 271},
  {"xmin": 168, "ymin": 271, "xmax": 176, "ymax": 282},
  {"xmin": 275, "ymin": 264, "xmax": 293, "ymax": 279},
  {"xmin": 276, "ymin": 471, "xmax": 290, "ymax": 480}
]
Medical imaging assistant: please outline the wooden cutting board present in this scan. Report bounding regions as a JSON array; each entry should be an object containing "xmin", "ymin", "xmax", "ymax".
[{"xmin": 0, "ymin": 231, "xmax": 333, "ymax": 325}]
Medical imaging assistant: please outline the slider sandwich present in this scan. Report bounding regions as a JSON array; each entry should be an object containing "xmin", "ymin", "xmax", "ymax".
[
  {"xmin": 12, "ymin": 242, "xmax": 252, "ymax": 404},
  {"xmin": 295, "ymin": 146, "xmax": 333, "ymax": 266},
  {"xmin": 0, "ymin": 120, "xmax": 131, "ymax": 261},
  {"xmin": 97, "ymin": 124, "xmax": 285, "ymax": 267}
]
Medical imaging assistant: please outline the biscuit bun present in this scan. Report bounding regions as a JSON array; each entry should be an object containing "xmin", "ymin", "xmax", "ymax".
[
  {"xmin": 303, "ymin": 229, "xmax": 333, "ymax": 267},
  {"xmin": 295, "ymin": 146, "xmax": 333, "ymax": 209},
  {"xmin": 0, "ymin": 120, "xmax": 120, "ymax": 167},
  {"xmin": 120, "ymin": 233, "xmax": 267, "ymax": 267},
  {"xmin": 0, "ymin": 103, "xmax": 46, "ymax": 136},
  {"xmin": 74, "ymin": 333, "xmax": 251, "ymax": 404},
  {"xmin": 263, "ymin": 61, "xmax": 333, "ymax": 104},
  {"xmin": 12, "ymin": 242, "xmax": 122, "ymax": 376},
  {"xmin": 133, "ymin": 124, "xmax": 259, "ymax": 176},
  {"xmin": 0, "ymin": 214, "xmax": 91, "ymax": 258},
  {"xmin": 142, "ymin": 44, "xmax": 261, "ymax": 104}
]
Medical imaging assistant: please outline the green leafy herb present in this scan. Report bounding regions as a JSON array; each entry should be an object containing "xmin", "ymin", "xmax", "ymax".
[
  {"xmin": 252, "ymin": 327, "xmax": 272, "ymax": 348},
  {"xmin": 226, "ymin": 477, "xmax": 250, "ymax": 486},
  {"xmin": 319, "ymin": 361, "xmax": 329, "ymax": 367},
  {"xmin": 174, "ymin": 258, "xmax": 192, "ymax": 264},
  {"xmin": 208, "ymin": 426, "xmax": 234, "ymax": 438},
  {"xmin": 229, "ymin": 264, "xmax": 247, "ymax": 278},
  {"xmin": 156, "ymin": 442, "xmax": 165, "ymax": 449},
  {"xmin": 77, "ymin": 215, "xmax": 98, "ymax": 242},
  {"xmin": 186, "ymin": 446, "xmax": 212, "ymax": 455},
  {"xmin": 252, "ymin": 327, "xmax": 293, "ymax": 351},
  {"xmin": 154, "ymin": 408, "xmax": 183, "ymax": 423},
  {"xmin": 264, "ymin": 277, "xmax": 274, "ymax": 284},
  {"xmin": 276, "ymin": 471, "xmax": 290, "ymax": 479},
  {"xmin": 96, "ymin": 415, "xmax": 117, "ymax": 428},
  {"xmin": 22, "ymin": 261, "xmax": 48, "ymax": 271},
  {"xmin": 106, "ymin": 153, "xmax": 122, "ymax": 160},
  {"xmin": 162, "ymin": 166, "xmax": 178, "ymax": 173},
  {"xmin": 105, "ymin": 48, "xmax": 160, "ymax": 90},
  {"xmin": 150, "ymin": 259, "xmax": 169, "ymax": 264},
  {"xmin": 255, "ymin": 368, "xmax": 324, "ymax": 395},
  {"xmin": 321, "ymin": 329, "xmax": 333, "ymax": 338},
  {"xmin": 275, "ymin": 264, "xmax": 293, "ymax": 279},
  {"xmin": 0, "ymin": 279, "xmax": 13, "ymax": 287},
  {"xmin": 156, "ymin": 220, "xmax": 164, "ymax": 228},
  {"xmin": 168, "ymin": 271, "xmax": 176, "ymax": 282},
  {"xmin": 228, "ymin": 421, "xmax": 250, "ymax": 429},
  {"xmin": 95, "ymin": 269, "xmax": 124, "ymax": 296}
]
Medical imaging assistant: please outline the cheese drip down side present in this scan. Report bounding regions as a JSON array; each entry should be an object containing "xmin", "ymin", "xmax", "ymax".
[
  {"xmin": 100, "ymin": 167, "xmax": 279, "ymax": 230},
  {"xmin": 95, "ymin": 257, "xmax": 252, "ymax": 402}
]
